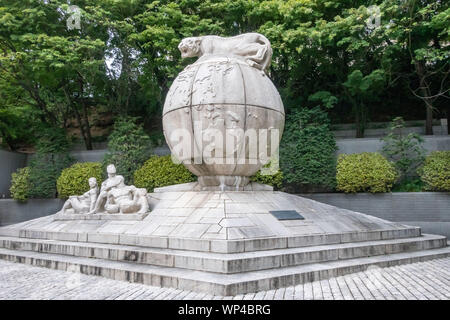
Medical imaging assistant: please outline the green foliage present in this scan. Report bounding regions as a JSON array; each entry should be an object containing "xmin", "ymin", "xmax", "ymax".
[
  {"xmin": 280, "ymin": 107, "xmax": 337, "ymax": 190},
  {"xmin": 307, "ymin": 91, "xmax": 338, "ymax": 109},
  {"xmin": 134, "ymin": 155, "xmax": 196, "ymax": 192},
  {"xmin": 336, "ymin": 153, "xmax": 398, "ymax": 193},
  {"xmin": 250, "ymin": 162, "xmax": 283, "ymax": 189},
  {"xmin": 10, "ymin": 167, "xmax": 30, "ymax": 202},
  {"xmin": 103, "ymin": 117, "xmax": 152, "ymax": 185},
  {"xmin": 56, "ymin": 162, "xmax": 103, "ymax": 199},
  {"xmin": 391, "ymin": 177, "xmax": 424, "ymax": 192},
  {"xmin": 1, "ymin": 0, "xmax": 449, "ymax": 148},
  {"xmin": 382, "ymin": 117, "xmax": 425, "ymax": 181},
  {"xmin": 418, "ymin": 151, "xmax": 450, "ymax": 191},
  {"xmin": 28, "ymin": 128, "xmax": 73, "ymax": 198}
]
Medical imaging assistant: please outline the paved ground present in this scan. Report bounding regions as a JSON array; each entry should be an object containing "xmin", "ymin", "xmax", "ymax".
[{"xmin": 0, "ymin": 258, "xmax": 449, "ymax": 300}]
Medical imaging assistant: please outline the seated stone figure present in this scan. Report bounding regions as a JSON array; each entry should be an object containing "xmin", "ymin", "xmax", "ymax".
[
  {"xmin": 88, "ymin": 164, "xmax": 149, "ymax": 214},
  {"xmin": 57, "ymin": 177, "xmax": 98, "ymax": 214},
  {"xmin": 88, "ymin": 164, "xmax": 124, "ymax": 214},
  {"xmin": 104, "ymin": 178, "xmax": 149, "ymax": 214}
]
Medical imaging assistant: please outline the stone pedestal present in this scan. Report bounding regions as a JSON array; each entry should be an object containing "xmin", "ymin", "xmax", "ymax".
[{"xmin": 0, "ymin": 184, "xmax": 448, "ymax": 295}]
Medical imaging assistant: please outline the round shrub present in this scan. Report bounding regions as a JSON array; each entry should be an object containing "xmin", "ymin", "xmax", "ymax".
[
  {"xmin": 10, "ymin": 167, "xmax": 30, "ymax": 202},
  {"xmin": 419, "ymin": 151, "xmax": 450, "ymax": 191},
  {"xmin": 336, "ymin": 152, "xmax": 397, "ymax": 193},
  {"xmin": 57, "ymin": 162, "xmax": 103, "ymax": 198},
  {"xmin": 250, "ymin": 162, "xmax": 283, "ymax": 189},
  {"xmin": 134, "ymin": 155, "xmax": 196, "ymax": 192}
]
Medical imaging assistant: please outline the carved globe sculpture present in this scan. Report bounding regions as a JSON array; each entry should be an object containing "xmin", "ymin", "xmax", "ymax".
[{"xmin": 163, "ymin": 33, "xmax": 285, "ymax": 189}]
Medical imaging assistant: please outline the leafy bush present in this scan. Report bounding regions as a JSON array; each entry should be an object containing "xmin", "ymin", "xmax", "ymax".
[
  {"xmin": 57, "ymin": 162, "xmax": 103, "ymax": 198},
  {"xmin": 134, "ymin": 155, "xmax": 196, "ymax": 192},
  {"xmin": 391, "ymin": 177, "xmax": 424, "ymax": 192},
  {"xmin": 336, "ymin": 152, "xmax": 398, "ymax": 193},
  {"xmin": 103, "ymin": 117, "xmax": 152, "ymax": 185},
  {"xmin": 280, "ymin": 107, "xmax": 337, "ymax": 191},
  {"xmin": 250, "ymin": 162, "xmax": 283, "ymax": 189},
  {"xmin": 10, "ymin": 167, "xmax": 30, "ymax": 202},
  {"xmin": 382, "ymin": 117, "xmax": 425, "ymax": 181},
  {"xmin": 419, "ymin": 151, "xmax": 450, "ymax": 191},
  {"xmin": 28, "ymin": 127, "xmax": 74, "ymax": 198}
]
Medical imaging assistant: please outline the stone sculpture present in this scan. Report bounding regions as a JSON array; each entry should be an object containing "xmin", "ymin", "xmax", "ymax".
[
  {"xmin": 57, "ymin": 177, "xmax": 98, "ymax": 214},
  {"xmin": 104, "ymin": 178, "xmax": 149, "ymax": 214},
  {"xmin": 163, "ymin": 32, "xmax": 285, "ymax": 190},
  {"xmin": 88, "ymin": 164, "xmax": 125, "ymax": 214},
  {"xmin": 58, "ymin": 164, "xmax": 149, "ymax": 215}
]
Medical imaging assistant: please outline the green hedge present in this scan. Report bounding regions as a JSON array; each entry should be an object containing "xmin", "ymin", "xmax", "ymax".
[
  {"xmin": 250, "ymin": 162, "xmax": 283, "ymax": 189},
  {"xmin": 10, "ymin": 167, "xmax": 30, "ymax": 202},
  {"xmin": 280, "ymin": 107, "xmax": 337, "ymax": 191},
  {"xmin": 56, "ymin": 162, "xmax": 103, "ymax": 198},
  {"xmin": 134, "ymin": 155, "xmax": 196, "ymax": 192},
  {"xmin": 336, "ymin": 152, "xmax": 397, "ymax": 193},
  {"xmin": 419, "ymin": 151, "xmax": 450, "ymax": 191}
]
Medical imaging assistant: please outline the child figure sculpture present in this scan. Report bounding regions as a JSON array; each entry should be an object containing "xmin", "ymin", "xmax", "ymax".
[{"xmin": 57, "ymin": 177, "xmax": 98, "ymax": 214}]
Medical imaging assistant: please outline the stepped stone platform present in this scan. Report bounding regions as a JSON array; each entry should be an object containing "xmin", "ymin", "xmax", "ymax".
[{"xmin": 0, "ymin": 183, "xmax": 448, "ymax": 295}]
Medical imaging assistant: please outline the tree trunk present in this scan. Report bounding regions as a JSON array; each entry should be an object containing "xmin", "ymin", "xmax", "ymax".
[
  {"xmin": 415, "ymin": 62, "xmax": 434, "ymax": 135},
  {"xmin": 425, "ymin": 103, "xmax": 433, "ymax": 135},
  {"xmin": 355, "ymin": 110, "xmax": 364, "ymax": 138},
  {"xmin": 81, "ymin": 101, "xmax": 93, "ymax": 150},
  {"xmin": 78, "ymin": 78, "xmax": 93, "ymax": 150},
  {"xmin": 447, "ymin": 106, "xmax": 450, "ymax": 135}
]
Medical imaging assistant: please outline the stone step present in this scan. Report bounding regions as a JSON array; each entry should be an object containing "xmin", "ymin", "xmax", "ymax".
[
  {"xmin": 0, "ymin": 244, "xmax": 449, "ymax": 295},
  {"xmin": 0, "ymin": 222, "xmax": 423, "ymax": 253},
  {"xmin": 0, "ymin": 234, "xmax": 446, "ymax": 274}
]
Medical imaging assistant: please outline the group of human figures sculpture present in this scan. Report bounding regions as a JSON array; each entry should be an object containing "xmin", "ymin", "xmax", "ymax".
[{"xmin": 57, "ymin": 164, "xmax": 149, "ymax": 215}]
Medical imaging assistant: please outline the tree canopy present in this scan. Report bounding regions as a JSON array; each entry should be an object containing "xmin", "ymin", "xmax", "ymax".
[{"xmin": 0, "ymin": 0, "xmax": 448, "ymax": 150}]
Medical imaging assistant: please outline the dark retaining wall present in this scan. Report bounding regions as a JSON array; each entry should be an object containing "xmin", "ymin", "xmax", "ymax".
[
  {"xmin": 300, "ymin": 192, "xmax": 450, "ymax": 238},
  {"xmin": 0, "ymin": 150, "xmax": 28, "ymax": 198},
  {"xmin": 0, "ymin": 199, "xmax": 64, "ymax": 226}
]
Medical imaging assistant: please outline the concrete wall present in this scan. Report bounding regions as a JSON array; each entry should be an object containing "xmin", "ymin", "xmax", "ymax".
[
  {"xmin": 300, "ymin": 192, "xmax": 450, "ymax": 237},
  {"xmin": 336, "ymin": 135, "xmax": 450, "ymax": 155},
  {"xmin": 0, "ymin": 199, "xmax": 64, "ymax": 226},
  {"xmin": 0, "ymin": 150, "xmax": 28, "ymax": 198},
  {"xmin": 333, "ymin": 122, "xmax": 448, "ymax": 138}
]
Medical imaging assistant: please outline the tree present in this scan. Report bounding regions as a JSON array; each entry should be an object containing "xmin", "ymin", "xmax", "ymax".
[{"xmin": 381, "ymin": 0, "xmax": 450, "ymax": 135}]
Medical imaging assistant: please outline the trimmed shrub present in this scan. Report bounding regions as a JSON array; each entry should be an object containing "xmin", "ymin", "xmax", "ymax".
[
  {"xmin": 28, "ymin": 127, "xmax": 74, "ymax": 198},
  {"xmin": 280, "ymin": 107, "xmax": 337, "ymax": 191},
  {"xmin": 250, "ymin": 162, "xmax": 283, "ymax": 189},
  {"xmin": 57, "ymin": 162, "xmax": 103, "ymax": 198},
  {"xmin": 134, "ymin": 155, "xmax": 196, "ymax": 192},
  {"xmin": 419, "ymin": 151, "xmax": 450, "ymax": 191},
  {"xmin": 103, "ymin": 117, "xmax": 152, "ymax": 185},
  {"xmin": 336, "ymin": 152, "xmax": 397, "ymax": 193},
  {"xmin": 10, "ymin": 167, "xmax": 30, "ymax": 202},
  {"xmin": 381, "ymin": 117, "xmax": 425, "ymax": 181}
]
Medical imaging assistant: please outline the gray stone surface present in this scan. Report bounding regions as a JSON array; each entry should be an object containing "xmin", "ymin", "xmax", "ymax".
[
  {"xmin": 333, "ymin": 124, "xmax": 448, "ymax": 139},
  {"xmin": 0, "ymin": 190, "xmax": 420, "ymax": 248},
  {"xmin": 336, "ymin": 135, "xmax": 450, "ymax": 155},
  {"xmin": 0, "ymin": 199, "xmax": 64, "ymax": 226},
  {"xmin": 0, "ymin": 255, "xmax": 449, "ymax": 299},
  {"xmin": 300, "ymin": 192, "xmax": 450, "ymax": 237}
]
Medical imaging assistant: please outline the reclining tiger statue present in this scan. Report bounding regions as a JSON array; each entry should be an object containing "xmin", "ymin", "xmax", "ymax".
[{"xmin": 178, "ymin": 33, "xmax": 272, "ymax": 73}]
